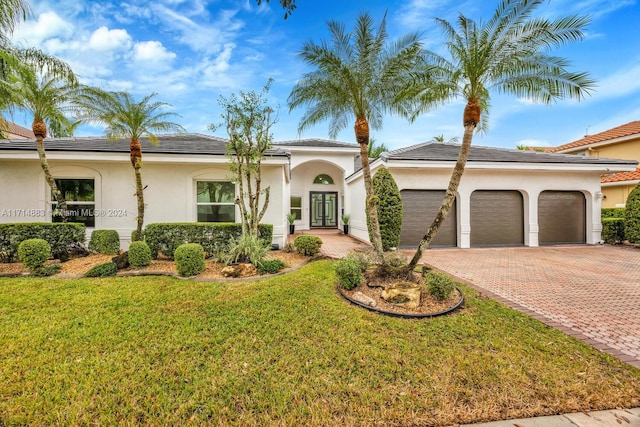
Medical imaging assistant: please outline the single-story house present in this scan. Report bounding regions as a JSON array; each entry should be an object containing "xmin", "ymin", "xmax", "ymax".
[
  {"xmin": 0, "ymin": 134, "xmax": 636, "ymax": 249},
  {"xmin": 548, "ymin": 120, "xmax": 640, "ymax": 208}
]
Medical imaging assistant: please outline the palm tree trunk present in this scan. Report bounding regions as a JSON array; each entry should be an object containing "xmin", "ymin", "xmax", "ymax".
[
  {"xmin": 407, "ymin": 99, "xmax": 480, "ymax": 271},
  {"xmin": 355, "ymin": 116, "xmax": 384, "ymax": 264},
  {"xmin": 33, "ymin": 121, "xmax": 68, "ymax": 222},
  {"xmin": 130, "ymin": 138, "xmax": 144, "ymax": 241}
]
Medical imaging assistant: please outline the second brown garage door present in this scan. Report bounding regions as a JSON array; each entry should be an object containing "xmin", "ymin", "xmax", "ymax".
[
  {"xmin": 538, "ymin": 191, "xmax": 586, "ymax": 244},
  {"xmin": 399, "ymin": 190, "xmax": 457, "ymax": 248},
  {"xmin": 471, "ymin": 190, "xmax": 524, "ymax": 246}
]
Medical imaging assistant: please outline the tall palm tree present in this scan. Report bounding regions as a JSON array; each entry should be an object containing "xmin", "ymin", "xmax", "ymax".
[
  {"xmin": 288, "ymin": 11, "xmax": 429, "ymax": 263},
  {"xmin": 75, "ymin": 89, "xmax": 186, "ymax": 240},
  {"xmin": 2, "ymin": 61, "xmax": 78, "ymax": 220},
  {"xmin": 405, "ymin": 0, "xmax": 595, "ymax": 270}
]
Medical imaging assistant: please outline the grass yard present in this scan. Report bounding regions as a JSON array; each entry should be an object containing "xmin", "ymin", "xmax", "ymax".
[{"xmin": 1, "ymin": 260, "xmax": 639, "ymax": 426}]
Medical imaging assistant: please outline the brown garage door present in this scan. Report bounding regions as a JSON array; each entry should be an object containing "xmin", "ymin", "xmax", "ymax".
[
  {"xmin": 538, "ymin": 191, "xmax": 586, "ymax": 244},
  {"xmin": 471, "ymin": 190, "xmax": 524, "ymax": 246},
  {"xmin": 399, "ymin": 190, "xmax": 457, "ymax": 248}
]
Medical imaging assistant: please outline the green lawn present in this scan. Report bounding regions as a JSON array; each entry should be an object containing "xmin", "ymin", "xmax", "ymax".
[{"xmin": 1, "ymin": 260, "xmax": 639, "ymax": 426}]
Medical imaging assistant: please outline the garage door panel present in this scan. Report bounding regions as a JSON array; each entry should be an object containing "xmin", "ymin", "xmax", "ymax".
[
  {"xmin": 399, "ymin": 190, "xmax": 456, "ymax": 248},
  {"xmin": 538, "ymin": 191, "xmax": 585, "ymax": 244},
  {"xmin": 471, "ymin": 190, "xmax": 524, "ymax": 246}
]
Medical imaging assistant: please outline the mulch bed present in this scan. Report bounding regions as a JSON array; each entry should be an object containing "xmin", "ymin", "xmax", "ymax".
[{"xmin": 0, "ymin": 251, "xmax": 310, "ymax": 279}]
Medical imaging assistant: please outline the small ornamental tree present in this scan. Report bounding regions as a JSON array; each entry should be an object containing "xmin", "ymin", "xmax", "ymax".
[
  {"xmin": 368, "ymin": 167, "xmax": 402, "ymax": 251},
  {"xmin": 209, "ymin": 80, "xmax": 276, "ymax": 239},
  {"xmin": 624, "ymin": 184, "xmax": 640, "ymax": 243}
]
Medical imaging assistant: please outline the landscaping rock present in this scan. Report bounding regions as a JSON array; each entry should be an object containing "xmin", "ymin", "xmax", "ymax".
[
  {"xmin": 221, "ymin": 263, "xmax": 257, "ymax": 278},
  {"xmin": 112, "ymin": 251, "xmax": 129, "ymax": 270},
  {"xmin": 352, "ymin": 291, "xmax": 377, "ymax": 307},
  {"xmin": 381, "ymin": 282, "xmax": 421, "ymax": 309}
]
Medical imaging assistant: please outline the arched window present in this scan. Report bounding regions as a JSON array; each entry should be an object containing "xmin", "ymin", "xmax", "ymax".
[{"xmin": 313, "ymin": 174, "xmax": 334, "ymax": 185}]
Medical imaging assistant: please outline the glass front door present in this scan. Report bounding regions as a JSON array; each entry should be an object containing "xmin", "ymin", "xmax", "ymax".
[{"xmin": 310, "ymin": 192, "xmax": 338, "ymax": 227}]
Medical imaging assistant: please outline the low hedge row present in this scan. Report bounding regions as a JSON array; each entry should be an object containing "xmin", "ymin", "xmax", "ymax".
[
  {"xmin": 0, "ymin": 223, "xmax": 85, "ymax": 263},
  {"xmin": 602, "ymin": 218, "xmax": 625, "ymax": 244},
  {"xmin": 145, "ymin": 223, "xmax": 273, "ymax": 259}
]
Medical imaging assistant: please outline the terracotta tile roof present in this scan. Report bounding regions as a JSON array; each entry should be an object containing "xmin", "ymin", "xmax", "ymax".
[
  {"xmin": 0, "ymin": 121, "xmax": 35, "ymax": 139},
  {"xmin": 550, "ymin": 120, "xmax": 640, "ymax": 153},
  {"xmin": 601, "ymin": 167, "xmax": 640, "ymax": 184}
]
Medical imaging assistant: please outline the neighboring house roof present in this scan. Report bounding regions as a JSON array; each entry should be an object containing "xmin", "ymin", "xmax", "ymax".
[
  {"xmin": 379, "ymin": 141, "xmax": 637, "ymax": 166},
  {"xmin": 549, "ymin": 120, "xmax": 640, "ymax": 153},
  {"xmin": 275, "ymin": 138, "xmax": 359, "ymax": 149},
  {"xmin": 601, "ymin": 167, "xmax": 640, "ymax": 184},
  {"xmin": 0, "ymin": 133, "xmax": 289, "ymax": 157},
  {"xmin": 0, "ymin": 121, "xmax": 35, "ymax": 139}
]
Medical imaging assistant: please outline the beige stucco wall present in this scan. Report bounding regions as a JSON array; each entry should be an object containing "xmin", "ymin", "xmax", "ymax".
[
  {"xmin": 584, "ymin": 138, "xmax": 640, "ymax": 161},
  {"xmin": 0, "ymin": 157, "xmax": 287, "ymax": 249},
  {"xmin": 602, "ymin": 183, "xmax": 638, "ymax": 208},
  {"xmin": 347, "ymin": 163, "xmax": 604, "ymax": 248}
]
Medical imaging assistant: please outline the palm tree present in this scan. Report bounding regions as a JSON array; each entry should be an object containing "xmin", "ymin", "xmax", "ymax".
[
  {"xmin": 405, "ymin": 0, "xmax": 595, "ymax": 271},
  {"xmin": 288, "ymin": 11, "xmax": 428, "ymax": 263},
  {"xmin": 367, "ymin": 137, "xmax": 388, "ymax": 159},
  {"xmin": 2, "ymin": 62, "xmax": 78, "ymax": 220},
  {"xmin": 75, "ymin": 89, "xmax": 186, "ymax": 240}
]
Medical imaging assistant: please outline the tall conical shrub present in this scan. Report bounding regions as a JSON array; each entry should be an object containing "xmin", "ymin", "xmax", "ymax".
[
  {"xmin": 624, "ymin": 184, "xmax": 640, "ymax": 243},
  {"xmin": 367, "ymin": 167, "xmax": 403, "ymax": 250}
]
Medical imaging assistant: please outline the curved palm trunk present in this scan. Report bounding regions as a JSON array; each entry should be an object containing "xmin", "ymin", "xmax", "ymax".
[
  {"xmin": 407, "ymin": 99, "xmax": 480, "ymax": 271},
  {"xmin": 33, "ymin": 119, "xmax": 68, "ymax": 222},
  {"xmin": 355, "ymin": 116, "xmax": 384, "ymax": 264},
  {"xmin": 130, "ymin": 138, "xmax": 144, "ymax": 241}
]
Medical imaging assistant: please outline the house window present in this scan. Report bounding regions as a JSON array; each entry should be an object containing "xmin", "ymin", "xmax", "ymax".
[
  {"xmin": 290, "ymin": 196, "xmax": 302, "ymax": 220},
  {"xmin": 196, "ymin": 181, "xmax": 236, "ymax": 222},
  {"xmin": 313, "ymin": 174, "xmax": 334, "ymax": 185},
  {"xmin": 52, "ymin": 178, "xmax": 95, "ymax": 227}
]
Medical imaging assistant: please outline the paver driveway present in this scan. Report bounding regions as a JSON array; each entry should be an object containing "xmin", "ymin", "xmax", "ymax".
[{"xmin": 417, "ymin": 245, "xmax": 640, "ymax": 368}]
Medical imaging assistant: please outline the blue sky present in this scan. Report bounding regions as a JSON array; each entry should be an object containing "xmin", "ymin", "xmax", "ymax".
[{"xmin": 9, "ymin": 0, "xmax": 640, "ymax": 150}]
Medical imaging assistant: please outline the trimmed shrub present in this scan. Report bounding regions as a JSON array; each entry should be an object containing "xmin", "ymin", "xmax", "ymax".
[
  {"xmin": 128, "ymin": 241, "xmax": 152, "ymax": 268},
  {"xmin": 425, "ymin": 270, "xmax": 456, "ymax": 301},
  {"xmin": 602, "ymin": 207, "xmax": 625, "ymax": 219},
  {"xmin": 131, "ymin": 229, "xmax": 144, "ymax": 243},
  {"xmin": 294, "ymin": 235, "xmax": 322, "ymax": 256},
  {"xmin": 174, "ymin": 243, "xmax": 205, "ymax": 277},
  {"xmin": 145, "ymin": 223, "xmax": 273, "ymax": 259},
  {"xmin": 368, "ymin": 167, "xmax": 403, "ymax": 250},
  {"xmin": 0, "ymin": 223, "xmax": 85, "ymax": 262},
  {"xmin": 18, "ymin": 239, "xmax": 51, "ymax": 270},
  {"xmin": 602, "ymin": 218, "xmax": 625, "ymax": 244},
  {"xmin": 226, "ymin": 234, "xmax": 270, "ymax": 266},
  {"xmin": 84, "ymin": 262, "xmax": 117, "ymax": 278},
  {"xmin": 32, "ymin": 263, "xmax": 61, "ymax": 277},
  {"xmin": 625, "ymin": 185, "xmax": 640, "ymax": 243},
  {"xmin": 89, "ymin": 230, "xmax": 120, "ymax": 255},
  {"xmin": 258, "ymin": 259, "xmax": 286, "ymax": 275},
  {"xmin": 335, "ymin": 256, "xmax": 363, "ymax": 290}
]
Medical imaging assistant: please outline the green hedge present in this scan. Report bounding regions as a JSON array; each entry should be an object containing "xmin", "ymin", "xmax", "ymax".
[
  {"xmin": 174, "ymin": 243, "xmax": 205, "ymax": 277},
  {"xmin": 602, "ymin": 218, "xmax": 625, "ymax": 244},
  {"xmin": 89, "ymin": 230, "xmax": 120, "ymax": 255},
  {"xmin": 625, "ymin": 185, "xmax": 640, "ymax": 243},
  {"xmin": 602, "ymin": 207, "xmax": 625, "ymax": 219},
  {"xmin": 18, "ymin": 238, "xmax": 51, "ymax": 270},
  {"xmin": 145, "ymin": 223, "xmax": 273, "ymax": 260},
  {"xmin": 0, "ymin": 223, "xmax": 85, "ymax": 263}
]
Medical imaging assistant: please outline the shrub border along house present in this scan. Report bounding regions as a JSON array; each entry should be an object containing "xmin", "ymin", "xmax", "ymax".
[
  {"xmin": 0, "ymin": 223, "xmax": 85, "ymax": 262},
  {"xmin": 89, "ymin": 229, "xmax": 120, "ymax": 255},
  {"xmin": 145, "ymin": 223, "xmax": 273, "ymax": 259}
]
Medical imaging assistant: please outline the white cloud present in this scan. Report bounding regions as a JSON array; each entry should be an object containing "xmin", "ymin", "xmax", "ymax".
[
  {"xmin": 133, "ymin": 40, "xmax": 176, "ymax": 63},
  {"xmin": 89, "ymin": 26, "xmax": 132, "ymax": 51},
  {"xmin": 11, "ymin": 11, "xmax": 73, "ymax": 46},
  {"xmin": 591, "ymin": 64, "xmax": 640, "ymax": 100}
]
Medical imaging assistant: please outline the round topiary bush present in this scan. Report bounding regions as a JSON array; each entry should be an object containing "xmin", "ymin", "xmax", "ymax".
[
  {"xmin": 624, "ymin": 184, "xmax": 640, "ymax": 243},
  {"xmin": 18, "ymin": 238, "xmax": 51, "ymax": 271},
  {"xmin": 174, "ymin": 243, "xmax": 205, "ymax": 277},
  {"xmin": 368, "ymin": 167, "xmax": 403, "ymax": 251},
  {"xmin": 335, "ymin": 256, "xmax": 363, "ymax": 290},
  {"xmin": 293, "ymin": 235, "xmax": 322, "ymax": 256},
  {"xmin": 425, "ymin": 270, "xmax": 456, "ymax": 301},
  {"xmin": 128, "ymin": 241, "xmax": 152, "ymax": 268},
  {"xmin": 89, "ymin": 230, "xmax": 120, "ymax": 255}
]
